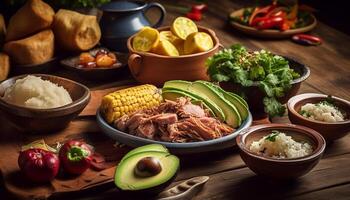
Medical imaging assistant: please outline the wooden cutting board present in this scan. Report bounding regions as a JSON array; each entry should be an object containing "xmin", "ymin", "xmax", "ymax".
[
  {"xmin": 0, "ymin": 85, "xmax": 270, "ymax": 199},
  {"xmin": 0, "ymin": 86, "xmax": 132, "ymax": 200}
]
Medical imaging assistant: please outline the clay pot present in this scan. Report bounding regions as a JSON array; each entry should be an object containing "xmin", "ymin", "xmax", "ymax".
[{"xmin": 127, "ymin": 26, "xmax": 220, "ymax": 87}]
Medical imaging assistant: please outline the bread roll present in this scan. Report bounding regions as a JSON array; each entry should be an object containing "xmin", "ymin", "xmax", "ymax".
[
  {"xmin": 5, "ymin": 0, "xmax": 55, "ymax": 42},
  {"xmin": 53, "ymin": 9, "xmax": 101, "ymax": 51},
  {"xmin": 0, "ymin": 53, "xmax": 10, "ymax": 81},
  {"xmin": 4, "ymin": 30, "xmax": 54, "ymax": 65},
  {"xmin": 0, "ymin": 14, "xmax": 5, "ymax": 47}
]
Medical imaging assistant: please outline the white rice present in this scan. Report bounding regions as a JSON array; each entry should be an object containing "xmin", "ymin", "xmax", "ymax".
[
  {"xmin": 250, "ymin": 131, "xmax": 313, "ymax": 159},
  {"xmin": 300, "ymin": 102, "xmax": 345, "ymax": 122},
  {"xmin": 2, "ymin": 75, "xmax": 73, "ymax": 109}
]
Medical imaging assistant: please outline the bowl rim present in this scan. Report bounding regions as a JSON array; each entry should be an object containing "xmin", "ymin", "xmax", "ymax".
[
  {"xmin": 236, "ymin": 123, "xmax": 326, "ymax": 163},
  {"xmin": 0, "ymin": 74, "xmax": 91, "ymax": 115},
  {"xmin": 127, "ymin": 25, "xmax": 220, "ymax": 58},
  {"xmin": 287, "ymin": 93, "xmax": 350, "ymax": 125}
]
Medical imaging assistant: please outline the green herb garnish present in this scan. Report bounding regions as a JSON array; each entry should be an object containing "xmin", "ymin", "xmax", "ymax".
[
  {"xmin": 265, "ymin": 130, "xmax": 280, "ymax": 142},
  {"xmin": 206, "ymin": 44, "xmax": 300, "ymax": 117}
]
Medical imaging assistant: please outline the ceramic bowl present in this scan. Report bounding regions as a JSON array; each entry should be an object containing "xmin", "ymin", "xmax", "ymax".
[
  {"xmin": 236, "ymin": 123, "xmax": 326, "ymax": 179},
  {"xmin": 220, "ymin": 56, "xmax": 310, "ymax": 119},
  {"xmin": 229, "ymin": 8, "xmax": 317, "ymax": 39},
  {"xmin": 60, "ymin": 48, "xmax": 128, "ymax": 81},
  {"xmin": 287, "ymin": 93, "xmax": 350, "ymax": 141},
  {"xmin": 0, "ymin": 74, "xmax": 90, "ymax": 133},
  {"xmin": 127, "ymin": 26, "xmax": 220, "ymax": 87}
]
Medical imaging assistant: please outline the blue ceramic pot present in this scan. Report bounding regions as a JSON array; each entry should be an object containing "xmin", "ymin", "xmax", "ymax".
[{"xmin": 99, "ymin": 1, "xmax": 166, "ymax": 52}]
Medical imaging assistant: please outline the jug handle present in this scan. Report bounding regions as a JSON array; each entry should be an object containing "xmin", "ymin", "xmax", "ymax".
[
  {"xmin": 144, "ymin": 2, "xmax": 166, "ymax": 28},
  {"xmin": 128, "ymin": 53, "xmax": 142, "ymax": 78}
]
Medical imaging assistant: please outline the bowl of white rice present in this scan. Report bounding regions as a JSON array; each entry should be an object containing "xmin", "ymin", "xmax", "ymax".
[
  {"xmin": 236, "ymin": 123, "xmax": 326, "ymax": 179},
  {"xmin": 288, "ymin": 93, "xmax": 350, "ymax": 141},
  {"xmin": 0, "ymin": 74, "xmax": 90, "ymax": 133}
]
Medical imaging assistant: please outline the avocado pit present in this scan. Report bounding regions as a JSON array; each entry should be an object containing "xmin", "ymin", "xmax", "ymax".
[{"xmin": 135, "ymin": 157, "xmax": 162, "ymax": 177}]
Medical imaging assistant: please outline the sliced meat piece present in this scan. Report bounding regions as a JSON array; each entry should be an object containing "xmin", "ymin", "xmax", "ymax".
[
  {"xmin": 136, "ymin": 122, "xmax": 157, "ymax": 139},
  {"xmin": 114, "ymin": 115, "xmax": 129, "ymax": 131},
  {"xmin": 154, "ymin": 113, "xmax": 178, "ymax": 125},
  {"xmin": 177, "ymin": 104, "xmax": 207, "ymax": 118}
]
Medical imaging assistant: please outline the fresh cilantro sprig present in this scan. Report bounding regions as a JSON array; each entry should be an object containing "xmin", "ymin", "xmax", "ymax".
[
  {"xmin": 265, "ymin": 130, "xmax": 280, "ymax": 142},
  {"xmin": 206, "ymin": 44, "xmax": 300, "ymax": 117}
]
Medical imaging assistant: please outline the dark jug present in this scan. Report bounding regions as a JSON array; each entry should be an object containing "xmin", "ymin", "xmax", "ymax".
[{"xmin": 99, "ymin": 1, "xmax": 166, "ymax": 52}]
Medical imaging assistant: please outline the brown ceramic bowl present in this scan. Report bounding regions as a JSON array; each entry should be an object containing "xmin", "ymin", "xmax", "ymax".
[
  {"xmin": 220, "ymin": 56, "xmax": 310, "ymax": 119},
  {"xmin": 127, "ymin": 26, "xmax": 220, "ymax": 87},
  {"xmin": 0, "ymin": 74, "xmax": 90, "ymax": 133},
  {"xmin": 287, "ymin": 93, "xmax": 350, "ymax": 141},
  {"xmin": 236, "ymin": 123, "xmax": 326, "ymax": 179}
]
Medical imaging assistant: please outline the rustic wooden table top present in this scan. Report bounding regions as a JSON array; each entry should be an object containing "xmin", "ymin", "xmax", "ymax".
[{"xmin": 1, "ymin": 0, "xmax": 350, "ymax": 199}]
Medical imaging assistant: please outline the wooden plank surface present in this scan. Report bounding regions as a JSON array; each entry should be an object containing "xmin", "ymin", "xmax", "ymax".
[{"xmin": 1, "ymin": 0, "xmax": 350, "ymax": 199}]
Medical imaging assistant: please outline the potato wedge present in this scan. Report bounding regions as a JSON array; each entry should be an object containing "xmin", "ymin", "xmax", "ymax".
[
  {"xmin": 53, "ymin": 9, "xmax": 101, "ymax": 51},
  {"xmin": 4, "ymin": 30, "xmax": 54, "ymax": 65},
  {"xmin": 5, "ymin": 0, "xmax": 54, "ymax": 42},
  {"xmin": 0, "ymin": 53, "xmax": 10, "ymax": 81}
]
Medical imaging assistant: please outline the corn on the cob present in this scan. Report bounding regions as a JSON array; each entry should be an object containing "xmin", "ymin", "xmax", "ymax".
[{"xmin": 101, "ymin": 84, "xmax": 163, "ymax": 123}]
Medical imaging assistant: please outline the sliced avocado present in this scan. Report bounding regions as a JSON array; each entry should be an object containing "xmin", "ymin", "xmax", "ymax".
[
  {"xmin": 162, "ymin": 89, "xmax": 215, "ymax": 116},
  {"xmin": 163, "ymin": 80, "xmax": 226, "ymax": 121},
  {"xmin": 190, "ymin": 81, "xmax": 242, "ymax": 127},
  {"xmin": 115, "ymin": 151, "xmax": 179, "ymax": 192},
  {"xmin": 199, "ymin": 81, "xmax": 249, "ymax": 120},
  {"xmin": 122, "ymin": 144, "xmax": 168, "ymax": 162},
  {"xmin": 228, "ymin": 92, "xmax": 249, "ymax": 108}
]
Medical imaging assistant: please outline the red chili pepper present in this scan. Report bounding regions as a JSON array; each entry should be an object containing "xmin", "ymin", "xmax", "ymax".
[
  {"xmin": 248, "ymin": 4, "xmax": 277, "ymax": 25},
  {"xmin": 186, "ymin": 12, "xmax": 202, "ymax": 21},
  {"xmin": 292, "ymin": 34, "xmax": 322, "ymax": 45},
  {"xmin": 59, "ymin": 140, "xmax": 93, "ymax": 175},
  {"xmin": 191, "ymin": 3, "xmax": 207, "ymax": 13},
  {"xmin": 253, "ymin": 17, "xmax": 284, "ymax": 30}
]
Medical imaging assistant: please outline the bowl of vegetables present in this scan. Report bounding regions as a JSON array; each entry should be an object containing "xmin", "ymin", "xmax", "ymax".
[
  {"xmin": 207, "ymin": 44, "xmax": 310, "ymax": 119},
  {"xmin": 229, "ymin": 2, "xmax": 317, "ymax": 38}
]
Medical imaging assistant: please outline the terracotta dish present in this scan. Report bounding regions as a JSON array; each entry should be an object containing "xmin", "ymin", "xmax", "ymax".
[
  {"xmin": 229, "ymin": 8, "xmax": 317, "ymax": 39},
  {"xmin": 287, "ymin": 93, "xmax": 350, "ymax": 141},
  {"xmin": 220, "ymin": 56, "xmax": 310, "ymax": 118},
  {"xmin": 236, "ymin": 123, "xmax": 326, "ymax": 179},
  {"xmin": 0, "ymin": 74, "xmax": 90, "ymax": 133},
  {"xmin": 127, "ymin": 26, "xmax": 220, "ymax": 87}
]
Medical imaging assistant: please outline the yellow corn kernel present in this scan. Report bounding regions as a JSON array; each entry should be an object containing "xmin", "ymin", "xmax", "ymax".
[{"xmin": 101, "ymin": 84, "xmax": 163, "ymax": 123}]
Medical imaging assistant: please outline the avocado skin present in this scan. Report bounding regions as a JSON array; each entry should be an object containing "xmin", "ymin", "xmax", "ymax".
[
  {"xmin": 121, "ymin": 144, "xmax": 168, "ymax": 162},
  {"xmin": 117, "ymin": 171, "xmax": 178, "ymax": 196}
]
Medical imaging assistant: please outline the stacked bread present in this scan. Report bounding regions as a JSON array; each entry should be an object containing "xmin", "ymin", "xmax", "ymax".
[{"xmin": 0, "ymin": 0, "xmax": 101, "ymax": 80}]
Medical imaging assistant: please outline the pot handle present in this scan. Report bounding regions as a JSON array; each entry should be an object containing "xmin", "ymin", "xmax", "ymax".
[
  {"xmin": 144, "ymin": 2, "xmax": 166, "ymax": 28},
  {"xmin": 128, "ymin": 53, "xmax": 142, "ymax": 78}
]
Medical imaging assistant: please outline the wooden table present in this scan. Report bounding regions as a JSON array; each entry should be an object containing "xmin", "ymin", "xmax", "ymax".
[{"xmin": 1, "ymin": 0, "xmax": 350, "ymax": 199}]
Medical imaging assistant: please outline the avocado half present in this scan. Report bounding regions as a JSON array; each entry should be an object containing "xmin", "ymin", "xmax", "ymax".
[
  {"xmin": 121, "ymin": 144, "xmax": 169, "ymax": 162},
  {"xmin": 115, "ymin": 145, "xmax": 180, "ymax": 194}
]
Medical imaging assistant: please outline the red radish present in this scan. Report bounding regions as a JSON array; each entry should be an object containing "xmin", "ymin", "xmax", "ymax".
[
  {"xmin": 18, "ymin": 148, "xmax": 60, "ymax": 182},
  {"xmin": 59, "ymin": 140, "xmax": 93, "ymax": 175}
]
